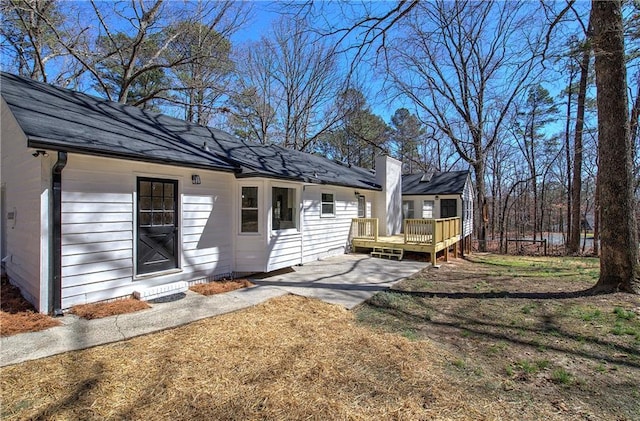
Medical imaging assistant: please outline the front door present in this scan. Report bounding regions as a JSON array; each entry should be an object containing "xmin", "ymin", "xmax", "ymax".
[
  {"xmin": 440, "ymin": 199, "xmax": 457, "ymax": 218},
  {"xmin": 137, "ymin": 178, "xmax": 178, "ymax": 275}
]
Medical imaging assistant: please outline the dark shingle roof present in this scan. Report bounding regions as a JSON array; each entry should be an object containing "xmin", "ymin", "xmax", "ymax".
[
  {"xmin": 402, "ymin": 171, "xmax": 470, "ymax": 195},
  {"xmin": 1, "ymin": 72, "xmax": 380, "ymax": 190}
]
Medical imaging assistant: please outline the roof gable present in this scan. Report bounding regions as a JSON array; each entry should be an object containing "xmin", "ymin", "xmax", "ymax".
[
  {"xmin": 402, "ymin": 171, "xmax": 470, "ymax": 195},
  {"xmin": 1, "ymin": 72, "xmax": 380, "ymax": 190}
]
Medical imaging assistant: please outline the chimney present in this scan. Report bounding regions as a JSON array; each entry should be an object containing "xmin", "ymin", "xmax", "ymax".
[{"xmin": 375, "ymin": 155, "xmax": 403, "ymax": 236}]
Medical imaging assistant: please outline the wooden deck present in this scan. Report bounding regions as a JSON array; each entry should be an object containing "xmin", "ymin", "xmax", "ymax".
[{"xmin": 351, "ymin": 218, "xmax": 462, "ymax": 266}]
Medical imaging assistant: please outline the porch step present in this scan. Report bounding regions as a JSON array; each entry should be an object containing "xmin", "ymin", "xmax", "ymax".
[
  {"xmin": 371, "ymin": 247, "xmax": 404, "ymax": 261},
  {"xmin": 134, "ymin": 281, "xmax": 189, "ymax": 301}
]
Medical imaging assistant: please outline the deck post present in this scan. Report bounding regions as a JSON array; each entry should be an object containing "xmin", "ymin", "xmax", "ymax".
[{"xmin": 444, "ymin": 246, "xmax": 449, "ymax": 262}]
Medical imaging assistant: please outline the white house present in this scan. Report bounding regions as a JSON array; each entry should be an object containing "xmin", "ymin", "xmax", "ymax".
[
  {"xmin": 0, "ymin": 72, "xmax": 403, "ymax": 314},
  {"xmin": 402, "ymin": 171, "xmax": 474, "ymax": 253}
]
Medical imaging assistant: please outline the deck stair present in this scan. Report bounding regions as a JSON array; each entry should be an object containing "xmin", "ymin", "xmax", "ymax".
[{"xmin": 370, "ymin": 246, "xmax": 404, "ymax": 261}]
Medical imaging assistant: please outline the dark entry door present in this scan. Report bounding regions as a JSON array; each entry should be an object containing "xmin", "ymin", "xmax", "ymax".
[
  {"xmin": 137, "ymin": 178, "xmax": 178, "ymax": 274},
  {"xmin": 440, "ymin": 199, "xmax": 457, "ymax": 218}
]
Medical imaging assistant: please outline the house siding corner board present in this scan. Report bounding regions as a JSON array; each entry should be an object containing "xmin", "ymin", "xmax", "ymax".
[
  {"xmin": 301, "ymin": 185, "xmax": 360, "ymax": 263},
  {"xmin": 462, "ymin": 181, "xmax": 474, "ymax": 238},
  {"xmin": 60, "ymin": 154, "xmax": 233, "ymax": 308},
  {"xmin": 1, "ymin": 99, "xmax": 48, "ymax": 311}
]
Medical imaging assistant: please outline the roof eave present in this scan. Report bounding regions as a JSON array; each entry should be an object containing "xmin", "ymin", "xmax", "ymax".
[{"xmin": 26, "ymin": 137, "xmax": 240, "ymax": 174}]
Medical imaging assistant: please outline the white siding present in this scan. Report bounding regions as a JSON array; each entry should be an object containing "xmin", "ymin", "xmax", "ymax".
[
  {"xmin": 301, "ymin": 185, "xmax": 361, "ymax": 263},
  {"xmin": 59, "ymin": 154, "xmax": 234, "ymax": 308},
  {"xmin": 1, "ymin": 99, "xmax": 50, "ymax": 312},
  {"xmin": 265, "ymin": 181, "xmax": 302, "ymax": 272},
  {"xmin": 462, "ymin": 178, "xmax": 474, "ymax": 238},
  {"xmin": 234, "ymin": 180, "xmax": 267, "ymax": 273}
]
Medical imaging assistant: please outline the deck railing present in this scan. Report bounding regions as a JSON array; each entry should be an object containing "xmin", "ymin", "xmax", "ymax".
[
  {"xmin": 351, "ymin": 218, "xmax": 378, "ymax": 241},
  {"xmin": 404, "ymin": 219, "xmax": 434, "ymax": 243},
  {"xmin": 433, "ymin": 217, "xmax": 461, "ymax": 245},
  {"xmin": 351, "ymin": 217, "xmax": 461, "ymax": 245}
]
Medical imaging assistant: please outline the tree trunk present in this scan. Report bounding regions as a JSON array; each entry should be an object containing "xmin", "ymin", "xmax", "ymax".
[
  {"xmin": 569, "ymin": 37, "xmax": 591, "ymax": 254},
  {"xmin": 593, "ymin": 174, "xmax": 600, "ymax": 256},
  {"xmin": 591, "ymin": 0, "xmax": 639, "ymax": 294},
  {"xmin": 565, "ymin": 68, "xmax": 573, "ymax": 248},
  {"xmin": 474, "ymin": 162, "xmax": 488, "ymax": 252}
]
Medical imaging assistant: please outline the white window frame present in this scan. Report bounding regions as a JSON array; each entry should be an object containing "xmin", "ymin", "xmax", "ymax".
[
  {"xmin": 422, "ymin": 200, "xmax": 434, "ymax": 219},
  {"xmin": 402, "ymin": 200, "xmax": 415, "ymax": 219},
  {"xmin": 321, "ymin": 192, "xmax": 335, "ymax": 218},
  {"xmin": 240, "ymin": 186, "xmax": 259, "ymax": 234},
  {"xmin": 357, "ymin": 195, "xmax": 366, "ymax": 218},
  {"xmin": 272, "ymin": 185, "xmax": 299, "ymax": 232}
]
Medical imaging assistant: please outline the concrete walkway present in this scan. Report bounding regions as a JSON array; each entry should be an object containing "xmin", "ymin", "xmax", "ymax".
[{"xmin": 1, "ymin": 254, "xmax": 427, "ymax": 367}]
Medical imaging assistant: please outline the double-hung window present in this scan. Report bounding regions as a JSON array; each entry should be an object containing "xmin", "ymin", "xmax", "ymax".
[
  {"xmin": 241, "ymin": 186, "xmax": 259, "ymax": 233},
  {"xmin": 321, "ymin": 193, "xmax": 335, "ymax": 217},
  {"xmin": 357, "ymin": 195, "xmax": 366, "ymax": 218},
  {"xmin": 422, "ymin": 200, "xmax": 434, "ymax": 219},
  {"xmin": 402, "ymin": 200, "xmax": 415, "ymax": 219}
]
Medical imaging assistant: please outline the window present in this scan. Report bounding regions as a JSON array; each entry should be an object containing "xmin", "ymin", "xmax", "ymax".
[
  {"xmin": 422, "ymin": 200, "xmax": 434, "ymax": 219},
  {"xmin": 241, "ymin": 186, "xmax": 259, "ymax": 233},
  {"xmin": 441, "ymin": 199, "xmax": 457, "ymax": 218},
  {"xmin": 137, "ymin": 178, "xmax": 178, "ymax": 275},
  {"xmin": 402, "ymin": 200, "xmax": 414, "ymax": 219},
  {"xmin": 357, "ymin": 195, "xmax": 366, "ymax": 218},
  {"xmin": 321, "ymin": 193, "xmax": 335, "ymax": 217},
  {"xmin": 272, "ymin": 187, "xmax": 297, "ymax": 230}
]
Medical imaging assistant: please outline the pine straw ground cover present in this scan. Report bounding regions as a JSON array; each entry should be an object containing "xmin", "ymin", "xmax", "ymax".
[
  {"xmin": 189, "ymin": 279, "xmax": 253, "ymax": 296},
  {"xmin": 70, "ymin": 299, "xmax": 150, "ymax": 320},
  {"xmin": 0, "ymin": 277, "xmax": 60, "ymax": 337},
  {"xmin": 3, "ymin": 294, "xmax": 550, "ymax": 421}
]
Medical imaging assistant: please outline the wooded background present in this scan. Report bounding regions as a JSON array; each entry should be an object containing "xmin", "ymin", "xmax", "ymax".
[{"xmin": 2, "ymin": 0, "xmax": 639, "ymax": 259}]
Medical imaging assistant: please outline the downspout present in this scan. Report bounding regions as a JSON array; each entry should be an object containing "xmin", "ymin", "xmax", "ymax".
[{"xmin": 50, "ymin": 151, "xmax": 67, "ymax": 316}]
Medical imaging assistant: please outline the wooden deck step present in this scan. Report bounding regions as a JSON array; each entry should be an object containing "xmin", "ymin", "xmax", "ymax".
[{"xmin": 370, "ymin": 246, "xmax": 404, "ymax": 261}]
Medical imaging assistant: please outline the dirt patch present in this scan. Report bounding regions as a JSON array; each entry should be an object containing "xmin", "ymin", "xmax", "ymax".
[
  {"xmin": 355, "ymin": 253, "xmax": 640, "ymax": 420},
  {"xmin": 0, "ymin": 295, "xmax": 531, "ymax": 420},
  {"xmin": 0, "ymin": 277, "xmax": 60, "ymax": 337},
  {"xmin": 70, "ymin": 299, "xmax": 150, "ymax": 320},
  {"xmin": 189, "ymin": 279, "xmax": 253, "ymax": 296}
]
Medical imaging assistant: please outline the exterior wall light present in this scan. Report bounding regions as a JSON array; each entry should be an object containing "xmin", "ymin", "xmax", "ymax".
[{"xmin": 191, "ymin": 174, "xmax": 201, "ymax": 185}]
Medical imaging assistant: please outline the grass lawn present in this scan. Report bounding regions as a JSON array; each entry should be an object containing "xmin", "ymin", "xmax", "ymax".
[
  {"xmin": 1, "ymin": 254, "xmax": 638, "ymax": 420},
  {"xmin": 356, "ymin": 253, "xmax": 640, "ymax": 420}
]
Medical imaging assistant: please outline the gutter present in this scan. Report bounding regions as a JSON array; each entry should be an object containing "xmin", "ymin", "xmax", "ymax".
[{"xmin": 50, "ymin": 151, "xmax": 67, "ymax": 316}]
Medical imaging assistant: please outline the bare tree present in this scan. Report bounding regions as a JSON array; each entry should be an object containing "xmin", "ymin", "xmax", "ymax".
[
  {"xmin": 0, "ymin": 0, "xmax": 82, "ymax": 85},
  {"xmin": 389, "ymin": 0, "xmax": 544, "ymax": 251},
  {"xmin": 591, "ymin": 0, "xmax": 639, "ymax": 293},
  {"xmin": 227, "ymin": 16, "xmax": 342, "ymax": 152}
]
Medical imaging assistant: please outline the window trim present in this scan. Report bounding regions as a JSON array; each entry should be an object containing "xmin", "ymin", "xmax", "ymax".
[
  {"xmin": 240, "ymin": 185, "xmax": 260, "ymax": 234},
  {"xmin": 272, "ymin": 185, "xmax": 299, "ymax": 232},
  {"xmin": 403, "ymin": 200, "xmax": 415, "ymax": 219},
  {"xmin": 422, "ymin": 200, "xmax": 434, "ymax": 219},
  {"xmin": 357, "ymin": 195, "xmax": 366, "ymax": 218},
  {"xmin": 321, "ymin": 192, "xmax": 335, "ymax": 218}
]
